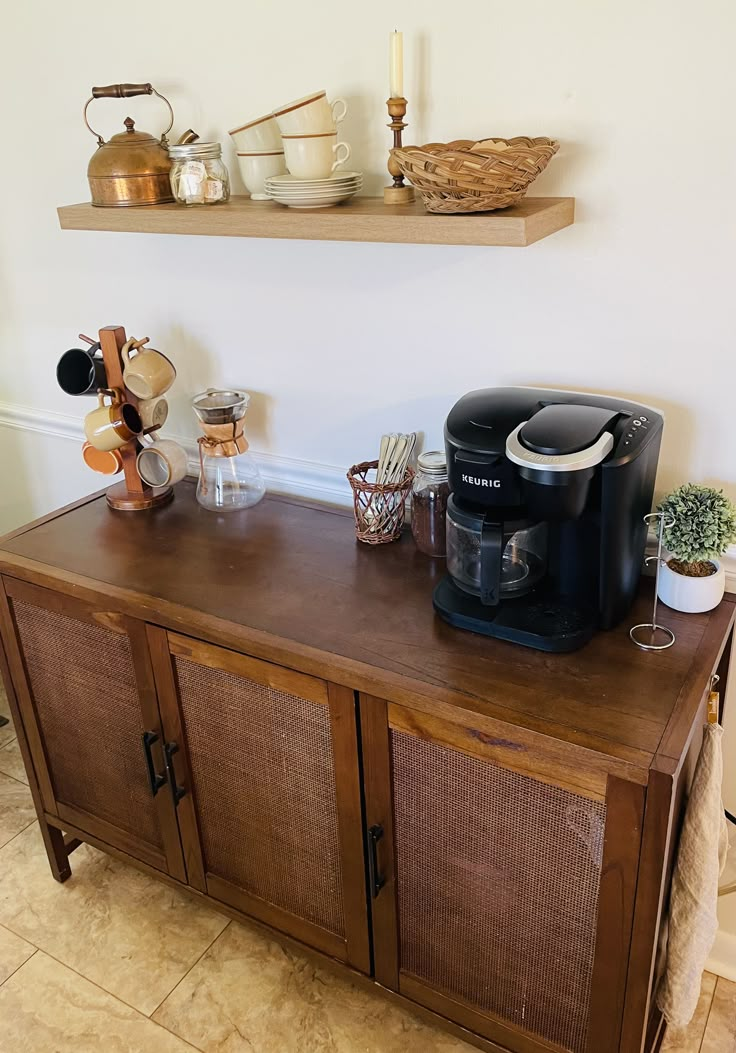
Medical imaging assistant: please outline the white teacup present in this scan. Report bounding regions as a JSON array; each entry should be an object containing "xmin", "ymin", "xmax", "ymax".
[
  {"xmin": 237, "ymin": 151, "xmax": 287, "ymax": 200},
  {"xmin": 229, "ymin": 113, "xmax": 282, "ymax": 152},
  {"xmin": 273, "ymin": 91, "xmax": 347, "ymax": 136},
  {"xmin": 282, "ymin": 134, "xmax": 351, "ymax": 181},
  {"xmin": 137, "ymin": 439, "xmax": 189, "ymax": 487}
]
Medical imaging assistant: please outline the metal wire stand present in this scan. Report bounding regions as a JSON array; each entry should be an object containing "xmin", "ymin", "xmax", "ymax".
[{"xmin": 630, "ymin": 511, "xmax": 676, "ymax": 651}]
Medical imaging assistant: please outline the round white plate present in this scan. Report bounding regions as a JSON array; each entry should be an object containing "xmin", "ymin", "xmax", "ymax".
[
  {"xmin": 267, "ymin": 187, "xmax": 361, "ymax": 199},
  {"xmin": 267, "ymin": 171, "xmax": 363, "ymax": 185},
  {"xmin": 269, "ymin": 198, "xmax": 359, "ymax": 208},
  {"xmin": 266, "ymin": 180, "xmax": 362, "ymax": 193},
  {"xmin": 267, "ymin": 184, "xmax": 361, "ymax": 196},
  {"xmin": 265, "ymin": 180, "xmax": 362, "ymax": 193},
  {"xmin": 268, "ymin": 194, "xmax": 359, "ymax": 206},
  {"xmin": 276, "ymin": 197, "xmax": 359, "ymax": 209},
  {"xmin": 269, "ymin": 190, "xmax": 360, "ymax": 208}
]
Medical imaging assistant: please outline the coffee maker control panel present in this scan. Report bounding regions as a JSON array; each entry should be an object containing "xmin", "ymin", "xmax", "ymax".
[{"xmin": 615, "ymin": 412, "xmax": 655, "ymax": 457}]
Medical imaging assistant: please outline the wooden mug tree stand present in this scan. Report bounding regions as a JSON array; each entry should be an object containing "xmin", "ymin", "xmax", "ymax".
[{"xmin": 97, "ymin": 324, "xmax": 174, "ymax": 511}]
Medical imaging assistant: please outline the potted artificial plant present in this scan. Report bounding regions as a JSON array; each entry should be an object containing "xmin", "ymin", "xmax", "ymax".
[{"xmin": 656, "ymin": 483, "xmax": 736, "ymax": 613}]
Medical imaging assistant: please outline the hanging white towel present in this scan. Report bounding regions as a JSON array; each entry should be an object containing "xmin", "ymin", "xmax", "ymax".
[{"xmin": 656, "ymin": 722, "xmax": 729, "ymax": 1028}]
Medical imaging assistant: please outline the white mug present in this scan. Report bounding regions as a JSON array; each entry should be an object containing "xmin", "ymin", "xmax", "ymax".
[
  {"xmin": 273, "ymin": 91, "xmax": 347, "ymax": 136},
  {"xmin": 229, "ymin": 113, "xmax": 282, "ymax": 152},
  {"xmin": 136, "ymin": 439, "xmax": 189, "ymax": 487},
  {"xmin": 282, "ymin": 134, "xmax": 351, "ymax": 181},
  {"xmin": 236, "ymin": 152, "xmax": 287, "ymax": 200}
]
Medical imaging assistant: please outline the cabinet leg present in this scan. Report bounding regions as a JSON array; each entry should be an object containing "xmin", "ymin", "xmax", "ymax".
[
  {"xmin": 40, "ymin": 821, "xmax": 72, "ymax": 883},
  {"xmin": 0, "ymin": 628, "xmax": 72, "ymax": 883}
]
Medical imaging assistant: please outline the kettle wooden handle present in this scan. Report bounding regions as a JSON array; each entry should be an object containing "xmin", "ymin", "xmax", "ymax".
[
  {"xmin": 83, "ymin": 85, "xmax": 174, "ymax": 144},
  {"xmin": 91, "ymin": 83, "xmax": 154, "ymax": 99}
]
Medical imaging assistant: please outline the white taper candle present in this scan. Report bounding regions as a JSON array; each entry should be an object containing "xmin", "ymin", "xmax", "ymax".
[{"xmin": 389, "ymin": 30, "xmax": 404, "ymax": 98}]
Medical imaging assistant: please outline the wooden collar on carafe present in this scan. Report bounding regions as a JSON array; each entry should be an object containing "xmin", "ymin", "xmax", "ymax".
[{"xmin": 197, "ymin": 419, "xmax": 248, "ymax": 458}]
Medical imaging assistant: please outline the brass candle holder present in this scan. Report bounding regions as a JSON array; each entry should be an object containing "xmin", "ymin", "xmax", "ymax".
[{"xmin": 384, "ymin": 96, "xmax": 415, "ymax": 205}]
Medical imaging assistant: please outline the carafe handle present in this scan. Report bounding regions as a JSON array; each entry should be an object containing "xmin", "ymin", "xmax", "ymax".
[{"xmin": 480, "ymin": 516, "xmax": 502, "ymax": 607}]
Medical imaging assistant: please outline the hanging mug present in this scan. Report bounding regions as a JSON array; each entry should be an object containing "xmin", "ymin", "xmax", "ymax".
[
  {"xmin": 56, "ymin": 343, "xmax": 107, "ymax": 396},
  {"xmin": 81, "ymin": 441, "xmax": 124, "ymax": 475},
  {"xmin": 137, "ymin": 395, "xmax": 169, "ymax": 432},
  {"xmin": 137, "ymin": 438, "xmax": 189, "ymax": 487},
  {"xmin": 121, "ymin": 338, "xmax": 176, "ymax": 400},
  {"xmin": 84, "ymin": 389, "xmax": 142, "ymax": 451}
]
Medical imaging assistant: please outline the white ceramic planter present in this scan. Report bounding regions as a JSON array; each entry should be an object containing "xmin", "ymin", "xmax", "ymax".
[{"xmin": 657, "ymin": 559, "xmax": 726, "ymax": 613}]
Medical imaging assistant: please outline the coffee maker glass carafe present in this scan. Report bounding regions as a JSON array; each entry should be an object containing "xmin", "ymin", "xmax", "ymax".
[{"xmin": 446, "ymin": 497, "xmax": 547, "ymax": 606}]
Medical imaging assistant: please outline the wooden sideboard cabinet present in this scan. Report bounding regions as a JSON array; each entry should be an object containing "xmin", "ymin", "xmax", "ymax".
[{"xmin": 0, "ymin": 485, "xmax": 733, "ymax": 1053}]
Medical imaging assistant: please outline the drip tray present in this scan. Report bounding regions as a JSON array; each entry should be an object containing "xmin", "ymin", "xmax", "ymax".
[{"xmin": 433, "ymin": 577, "xmax": 596, "ymax": 653}]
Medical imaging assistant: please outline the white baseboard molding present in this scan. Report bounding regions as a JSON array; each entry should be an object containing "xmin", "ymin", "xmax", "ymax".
[
  {"xmin": 2, "ymin": 400, "xmax": 735, "ymax": 586},
  {"xmin": 0, "ymin": 401, "xmax": 353, "ymax": 508}
]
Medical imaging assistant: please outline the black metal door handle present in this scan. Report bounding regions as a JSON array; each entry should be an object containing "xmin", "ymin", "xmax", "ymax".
[
  {"xmin": 367, "ymin": 824, "xmax": 385, "ymax": 898},
  {"xmin": 142, "ymin": 731, "xmax": 166, "ymax": 797},
  {"xmin": 164, "ymin": 741, "xmax": 186, "ymax": 806}
]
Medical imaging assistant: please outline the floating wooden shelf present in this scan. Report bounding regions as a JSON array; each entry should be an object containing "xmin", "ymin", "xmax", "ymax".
[{"xmin": 57, "ymin": 195, "xmax": 574, "ymax": 248}]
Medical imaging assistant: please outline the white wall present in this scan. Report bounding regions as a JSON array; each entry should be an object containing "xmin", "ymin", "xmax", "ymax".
[{"xmin": 1, "ymin": 0, "xmax": 734, "ymax": 534}]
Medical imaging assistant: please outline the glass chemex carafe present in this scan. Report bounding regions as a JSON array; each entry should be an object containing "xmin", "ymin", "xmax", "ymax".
[{"xmin": 192, "ymin": 389, "xmax": 265, "ymax": 511}]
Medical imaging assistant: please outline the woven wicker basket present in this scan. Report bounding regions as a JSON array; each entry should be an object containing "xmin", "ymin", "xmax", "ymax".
[
  {"xmin": 391, "ymin": 136, "xmax": 559, "ymax": 214},
  {"xmin": 347, "ymin": 460, "xmax": 414, "ymax": 545}
]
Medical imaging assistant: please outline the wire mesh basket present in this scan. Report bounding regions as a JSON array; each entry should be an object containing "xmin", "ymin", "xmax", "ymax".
[{"xmin": 347, "ymin": 460, "xmax": 414, "ymax": 544}]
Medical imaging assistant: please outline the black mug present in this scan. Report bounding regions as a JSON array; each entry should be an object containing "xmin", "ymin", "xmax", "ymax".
[{"xmin": 56, "ymin": 344, "xmax": 107, "ymax": 396}]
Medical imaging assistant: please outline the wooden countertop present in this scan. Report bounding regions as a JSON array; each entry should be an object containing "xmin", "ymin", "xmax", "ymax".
[{"xmin": 1, "ymin": 484, "xmax": 733, "ymax": 776}]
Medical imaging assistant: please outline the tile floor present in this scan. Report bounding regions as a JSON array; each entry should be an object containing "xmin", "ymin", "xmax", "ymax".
[{"xmin": 0, "ymin": 684, "xmax": 734, "ymax": 1052}]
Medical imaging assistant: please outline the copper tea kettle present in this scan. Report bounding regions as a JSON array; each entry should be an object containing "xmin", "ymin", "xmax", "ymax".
[{"xmin": 84, "ymin": 83, "xmax": 175, "ymax": 207}]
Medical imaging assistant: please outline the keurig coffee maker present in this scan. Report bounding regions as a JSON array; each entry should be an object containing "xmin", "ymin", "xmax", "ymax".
[{"xmin": 433, "ymin": 387, "xmax": 663, "ymax": 652}]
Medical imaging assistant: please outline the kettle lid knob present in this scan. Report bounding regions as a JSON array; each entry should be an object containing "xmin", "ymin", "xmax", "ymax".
[{"xmin": 124, "ymin": 117, "xmax": 136, "ymax": 133}]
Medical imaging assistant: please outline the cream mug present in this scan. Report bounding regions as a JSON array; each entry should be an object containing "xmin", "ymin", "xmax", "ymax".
[
  {"xmin": 137, "ymin": 439, "xmax": 189, "ymax": 487},
  {"xmin": 236, "ymin": 151, "xmax": 287, "ymax": 200},
  {"xmin": 121, "ymin": 339, "xmax": 176, "ymax": 400},
  {"xmin": 84, "ymin": 390, "xmax": 142, "ymax": 452},
  {"xmin": 273, "ymin": 91, "xmax": 347, "ymax": 136},
  {"xmin": 282, "ymin": 134, "xmax": 351, "ymax": 180},
  {"xmin": 138, "ymin": 395, "xmax": 169, "ymax": 432},
  {"xmin": 229, "ymin": 113, "xmax": 282, "ymax": 152}
]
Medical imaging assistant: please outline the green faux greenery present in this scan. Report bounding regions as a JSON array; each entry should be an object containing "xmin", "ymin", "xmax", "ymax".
[{"xmin": 657, "ymin": 484, "xmax": 736, "ymax": 565}]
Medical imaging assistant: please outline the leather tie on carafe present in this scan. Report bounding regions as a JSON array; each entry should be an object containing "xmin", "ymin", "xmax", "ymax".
[{"xmin": 197, "ymin": 420, "xmax": 248, "ymax": 495}]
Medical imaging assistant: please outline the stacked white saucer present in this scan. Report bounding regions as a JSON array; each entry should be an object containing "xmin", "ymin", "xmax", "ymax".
[{"xmin": 265, "ymin": 172, "xmax": 363, "ymax": 210}]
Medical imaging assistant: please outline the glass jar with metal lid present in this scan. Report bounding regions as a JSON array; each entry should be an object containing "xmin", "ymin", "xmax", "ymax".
[
  {"xmin": 411, "ymin": 450, "xmax": 450, "ymax": 558},
  {"xmin": 169, "ymin": 141, "xmax": 230, "ymax": 205}
]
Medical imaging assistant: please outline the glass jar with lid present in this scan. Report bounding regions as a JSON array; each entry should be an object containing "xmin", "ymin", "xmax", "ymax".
[
  {"xmin": 169, "ymin": 142, "xmax": 230, "ymax": 205},
  {"xmin": 411, "ymin": 451, "xmax": 450, "ymax": 557}
]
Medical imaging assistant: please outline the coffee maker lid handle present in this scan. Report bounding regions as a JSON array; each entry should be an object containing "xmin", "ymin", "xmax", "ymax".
[{"xmin": 506, "ymin": 423, "xmax": 614, "ymax": 473}]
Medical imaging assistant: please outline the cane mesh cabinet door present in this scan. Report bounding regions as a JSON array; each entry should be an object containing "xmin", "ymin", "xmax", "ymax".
[
  {"xmin": 360, "ymin": 697, "xmax": 644, "ymax": 1053},
  {"xmin": 149, "ymin": 628, "xmax": 370, "ymax": 973},
  {"xmin": 0, "ymin": 577, "xmax": 186, "ymax": 879}
]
